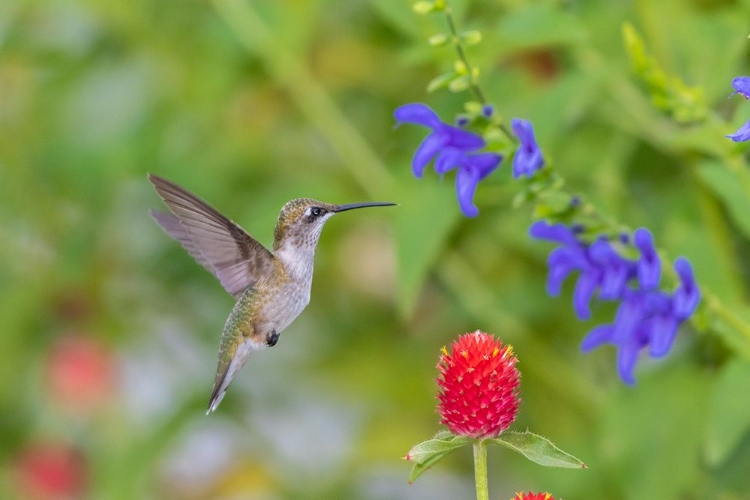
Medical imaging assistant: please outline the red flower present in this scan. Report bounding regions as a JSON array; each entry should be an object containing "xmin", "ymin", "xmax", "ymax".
[
  {"xmin": 45, "ymin": 334, "xmax": 116, "ymax": 414},
  {"xmin": 512, "ymin": 492, "xmax": 554, "ymax": 500},
  {"xmin": 437, "ymin": 330, "xmax": 520, "ymax": 439},
  {"xmin": 13, "ymin": 441, "xmax": 87, "ymax": 499}
]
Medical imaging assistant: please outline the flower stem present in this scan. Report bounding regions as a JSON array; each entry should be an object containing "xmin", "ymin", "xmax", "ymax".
[
  {"xmin": 442, "ymin": 6, "xmax": 513, "ymax": 142},
  {"xmin": 473, "ymin": 439, "xmax": 489, "ymax": 500}
]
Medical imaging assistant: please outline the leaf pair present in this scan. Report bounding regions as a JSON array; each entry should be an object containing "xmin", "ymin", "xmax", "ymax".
[{"xmin": 405, "ymin": 430, "xmax": 586, "ymax": 483}]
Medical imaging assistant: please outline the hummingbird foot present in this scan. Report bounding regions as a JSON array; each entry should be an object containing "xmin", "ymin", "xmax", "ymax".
[{"xmin": 266, "ymin": 329, "xmax": 280, "ymax": 347}]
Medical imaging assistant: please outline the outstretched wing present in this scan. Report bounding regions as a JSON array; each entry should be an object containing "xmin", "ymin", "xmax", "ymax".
[{"xmin": 148, "ymin": 173, "xmax": 275, "ymax": 299}]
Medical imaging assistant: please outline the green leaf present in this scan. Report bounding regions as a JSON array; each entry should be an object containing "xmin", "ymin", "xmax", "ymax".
[
  {"xmin": 428, "ymin": 33, "xmax": 449, "ymax": 47},
  {"xmin": 412, "ymin": 1, "xmax": 436, "ymax": 14},
  {"xmin": 621, "ymin": 22, "xmax": 706, "ymax": 123},
  {"xmin": 427, "ymin": 71, "xmax": 457, "ymax": 93},
  {"xmin": 696, "ymin": 161, "xmax": 750, "ymax": 241},
  {"xmin": 459, "ymin": 30, "xmax": 482, "ymax": 45},
  {"xmin": 405, "ymin": 434, "xmax": 472, "ymax": 483},
  {"xmin": 448, "ymin": 74, "xmax": 471, "ymax": 92},
  {"xmin": 705, "ymin": 358, "xmax": 750, "ymax": 466},
  {"xmin": 491, "ymin": 431, "xmax": 586, "ymax": 468},
  {"xmin": 533, "ymin": 191, "xmax": 574, "ymax": 217}
]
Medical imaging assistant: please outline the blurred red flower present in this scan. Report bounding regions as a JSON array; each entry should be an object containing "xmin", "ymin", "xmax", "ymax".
[
  {"xmin": 13, "ymin": 441, "xmax": 87, "ymax": 500},
  {"xmin": 437, "ymin": 330, "xmax": 520, "ymax": 439},
  {"xmin": 45, "ymin": 334, "xmax": 116, "ymax": 414},
  {"xmin": 512, "ymin": 492, "xmax": 554, "ymax": 500}
]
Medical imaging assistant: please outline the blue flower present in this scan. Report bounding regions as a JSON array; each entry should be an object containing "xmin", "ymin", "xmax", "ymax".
[
  {"xmin": 394, "ymin": 103, "xmax": 502, "ymax": 217},
  {"xmin": 727, "ymin": 77, "xmax": 750, "ymax": 142},
  {"xmin": 511, "ymin": 118, "xmax": 544, "ymax": 178},
  {"xmin": 726, "ymin": 120, "xmax": 750, "ymax": 142},
  {"xmin": 730, "ymin": 76, "xmax": 750, "ymax": 99},
  {"xmin": 530, "ymin": 221, "xmax": 701, "ymax": 384}
]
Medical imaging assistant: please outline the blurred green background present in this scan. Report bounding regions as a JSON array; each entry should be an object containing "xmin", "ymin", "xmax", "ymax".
[{"xmin": 3, "ymin": 0, "xmax": 750, "ymax": 498}]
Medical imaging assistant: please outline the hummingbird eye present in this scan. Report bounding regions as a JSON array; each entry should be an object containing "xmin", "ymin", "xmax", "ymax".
[{"xmin": 310, "ymin": 207, "xmax": 323, "ymax": 217}]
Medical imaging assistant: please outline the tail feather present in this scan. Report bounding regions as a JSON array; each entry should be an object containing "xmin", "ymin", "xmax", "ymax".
[{"xmin": 206, "ymin": 339, "xmax": 265, "ymax": 414}]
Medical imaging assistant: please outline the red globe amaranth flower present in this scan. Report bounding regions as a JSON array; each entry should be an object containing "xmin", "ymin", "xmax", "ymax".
[
  {"xmin": 512, "ymin": 492, "xmax": 554, "ymax": 500},
  {"xmin": 13, "ymin": 442, "xmax": 87, "ymax": 499},
  {"xmin": 437, "ymin": 330, "xmax": 520, "ymax": 439}
]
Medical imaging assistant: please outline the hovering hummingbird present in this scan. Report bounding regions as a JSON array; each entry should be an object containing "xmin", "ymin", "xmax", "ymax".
[{"xmin": 148, "ymin": 174, "xmax": 395, "ymax": 413}]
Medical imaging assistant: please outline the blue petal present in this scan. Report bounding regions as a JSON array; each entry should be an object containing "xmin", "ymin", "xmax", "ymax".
[
  {"xmin": 647, "ymin": 314, "xmax": 679, "ymax": 358},
  {"xmin": 529, "ymin": 221, "xmax": 578, "ymax": 245},
  {"xmin": 611, "ymin": 292, "xmax": 646, "ymax": 343},
  {"xmin": 547, "ymin": 247, "xmax": 584, "ymax": 296},
  {"xmin": 616, "ymin": 338, "xmax": 640, "ymax": 385},
  {"xmin": 634, "ymin": 228, "xmax": 661, "ymax": 290},
  {"xmin": 731, "ymin": 76, "xmax": 750, "ymax": 99},
  {"xmin": 510, "ymin": 118, "xmax": 544, "ymax": 178},
  {"xmin": 573, "ymin": 268, "xmax": 601, "ymax": 320},
  {"xmin": 672, "ymin": 257, "xmax": 700, "ymax": 320},
  {"xmin": 581, "ymin": 324, "xmax": 615, "ymax": 352},
  {"xmin": 588, "ymin": 239, "xmax": 629, "ymax": 300},
  {"xmin": 434, "ymin": 147, "xmax": 464, "ymax": 175},
  {"xmin": 726, "ymin": 119, "xmax": 750, "ymax": 142},
  {"xmin": 443, "ymin": 124, "xmax": 486, "ymax": 151},
  {"xmin": 412, "ymin": 133, "xmax": 444, "ymax": 178},
  {"xmin": 394, "ymin": 103, "xmax": 442, "ymax": 128},
  {"xmin": 466, "ymin": 152, "xmax": 502, "ymax": 180},
  {"xmin": 455, "ymin": 166, "xmax": 480, "ymax": 217}
]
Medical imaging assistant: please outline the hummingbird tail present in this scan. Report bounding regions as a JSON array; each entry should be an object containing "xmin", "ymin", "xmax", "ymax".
[{"xmin": 206, "ymin": 338, "xmax": 264, "ymax": 414}]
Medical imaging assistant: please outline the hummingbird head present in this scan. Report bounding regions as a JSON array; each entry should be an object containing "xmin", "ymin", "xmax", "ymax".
[{"xmin": 273, "ymin": 198, "xmax": 396, "ymax": 251}]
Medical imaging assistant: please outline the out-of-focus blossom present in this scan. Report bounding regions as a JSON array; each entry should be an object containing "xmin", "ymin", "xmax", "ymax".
[
  {"xmin": 730, "ymin": 76, "xmax": 750, "ymax": 99},
  {"xmin": 530, "ymin": 221, "xmax": 700, "ymax": 384},
  {"xmin": 726, "ymin": 120, "xmax": 750, "ymax": 142},
  {"xmin": 437, "ymin": 331, "xmax": 520, "ymax": 438},
  {"xmin": 726, "ymin": 77, "xmax": 750, "ymax": 142},
  {"xmin": 511, "ymin": 118, "xmax": 544, "ymax": 178},
  {"xmin": 13, "ymin": 441, "xmax": 87, "ymax": 500},
  {"xmin": 394, "ymin": 103, "xmax": 502, "ymax": 217},
  {"xmin": 45, "ymin": 334, "xmax": 116, "ymax": 414}
]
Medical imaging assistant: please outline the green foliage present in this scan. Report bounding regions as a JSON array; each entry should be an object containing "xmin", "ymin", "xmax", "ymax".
[
  {"xmin": 405, "ymin": 431, "xmax": 472, "ymax": 482},
  {"xmin": 2, "ymin": 0, "xmax": 750, "ymax": 498},
  {"xmin": 622, "ymin": 22, "xmax": 708, "ymax": 123},
  {"xmin": 491, "ymin": 431, "xmax": 586, "ymax": 469}
]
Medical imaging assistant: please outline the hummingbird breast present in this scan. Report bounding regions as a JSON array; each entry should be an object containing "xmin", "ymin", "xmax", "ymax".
[{"xmin": 255, "ymin": 277, "xmax": 311, "ymax": 336}]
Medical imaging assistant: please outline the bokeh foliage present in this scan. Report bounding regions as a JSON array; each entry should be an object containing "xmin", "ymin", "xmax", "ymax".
[{"xmin": 2, "ymin": 0, "xmax": 750, "ymax": 498}]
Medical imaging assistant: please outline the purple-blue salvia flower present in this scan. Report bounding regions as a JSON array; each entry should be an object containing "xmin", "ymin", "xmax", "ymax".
[
  {"xmin": 726, "ymin": 120, "xmax": 750, "ymax": 142},
  {"xmin": 394, "ymin": 103, "xmax": 502, "ymax": 217},
  {"xmin": 453, "ymin": 152, "xmax": 503, "ymax": 217},
  {"xmin": 726, "ymin": 77, "xmax": 750, "ymax": 142},
  {"xmin": 511, "ymin": 118, "xmax": 544, "ymax": 178},
  {"xmin": 532, "ymin": 221, "xmax": 701, "ymax": 384},
  {"xmin": 633, "ymin": 228, "xmax": 660, "ymax": 290},
  {"xmin": 672, "ymin": 257, "xmax": 700, "ymax": 320},
  {"xmin": 394, "ymin": 103, "xmax": 485, "ymax": 177},
  {"xmin": 730, "ymin": 76, "xmax": 750, "ymax": 99}
]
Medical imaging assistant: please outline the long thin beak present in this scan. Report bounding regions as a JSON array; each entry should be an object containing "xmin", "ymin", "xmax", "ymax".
[{"xmin": 334, "ymin": 202, "xmax": 397, "ymax": 213}]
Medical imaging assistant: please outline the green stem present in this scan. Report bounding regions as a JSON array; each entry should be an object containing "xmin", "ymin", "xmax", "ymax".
[
  {"xmin": 442, "ymin": 6, "xmax": 513, "ymax": 141},
  {"xmin": 709, "ymin": 293, "xmax": 750, "ymax": 343},
  {"xmin": 444, "ymin": 7, "xmax": 485, "ymax": 104},
  {"xmin": 473, "ymin": 439, "xmax": 489, "ymax": 500}
]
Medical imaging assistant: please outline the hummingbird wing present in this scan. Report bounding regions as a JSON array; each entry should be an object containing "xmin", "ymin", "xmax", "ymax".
[{"xmin": 148, "ymin": 173, "xmax": 276, "ymax": 299}]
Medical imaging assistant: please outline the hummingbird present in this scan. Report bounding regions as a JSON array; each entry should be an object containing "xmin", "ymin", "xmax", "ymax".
[{"xmin": 148, "ymin": 174, "xmax": 395, "ymax": 413}]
